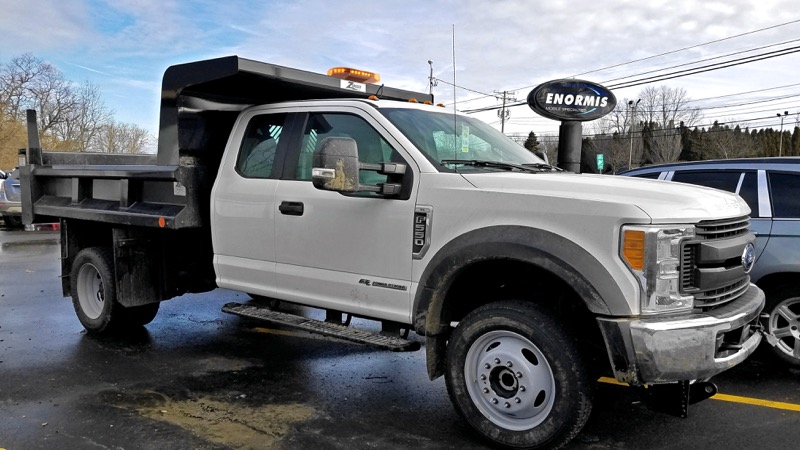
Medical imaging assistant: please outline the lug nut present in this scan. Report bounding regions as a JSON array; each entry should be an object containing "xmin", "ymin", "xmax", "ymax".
[
  {"xmin": 491, "ymin": 398, "xmax": 498, "ymax": 404},
  {"xmin": 484, "ymin": 363, "xmax": 491, "ymax": 369},
  {"xmin": 504, "ymin": 402, "xmax": 511, "ymax": 408},
  {"xmin": 480, "ymin": 374, "xmax": 486, "ymax": 381},
  {"xmin": 519, "ymin": 385, "xmax": 526, "ymax": 392},
  {"xmin": 483, "ymin": 388, "xmax": 490, "ymax": 394},
  {"xmin": 515, "ymin": 397, "xmax": 521, "ymax": 404},
  {"xmin": 506, "ymin": 361, "xmax": 513, "ymax": 368},
  {"xmin": 494, "ymin": 358, "xmax": 501, "ymax": 364},
  {"xmin": 516, "ymin": 372, "xmax": 523, "ymax": 378}
]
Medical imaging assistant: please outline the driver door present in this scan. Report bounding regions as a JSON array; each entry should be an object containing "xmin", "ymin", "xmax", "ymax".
[{"xmin": 272, "ymin": 109, "xmax": 416, "ymax": 323}]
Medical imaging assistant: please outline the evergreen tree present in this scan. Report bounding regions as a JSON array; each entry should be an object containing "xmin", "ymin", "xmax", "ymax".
[{"xmin": 523, "ymin": 131, "xmax": 540, "ymax": 152}]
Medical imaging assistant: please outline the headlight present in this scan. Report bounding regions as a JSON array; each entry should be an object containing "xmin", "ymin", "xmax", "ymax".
[{"xmin": 621, "ymin": 225, "xmax": 695, "ymax": 315}]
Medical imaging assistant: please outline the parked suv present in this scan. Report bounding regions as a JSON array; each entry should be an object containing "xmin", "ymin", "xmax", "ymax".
[
  {"xmin": 621, "ymin": 158, "xmax": 800, "ymax": 366},
  {"xmin": 0, "ymin": 169, "xmax": 23, "ymax": 229}
]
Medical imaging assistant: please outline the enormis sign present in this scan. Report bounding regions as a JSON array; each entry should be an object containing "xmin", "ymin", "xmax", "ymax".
[{"xmin": 527, "ymin": 79, "xmax": 616, "ymax": 122}]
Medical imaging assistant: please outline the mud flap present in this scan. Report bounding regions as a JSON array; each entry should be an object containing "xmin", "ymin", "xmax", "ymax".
[{"xmin": 638, "ymin": 380, "xmax": 718, "ymax": 418}]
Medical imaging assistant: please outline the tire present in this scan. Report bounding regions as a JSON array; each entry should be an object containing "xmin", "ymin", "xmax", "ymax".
[
  {"xmin": 70, "ymin": 247, "xmax": 125, "ymax": 333},
  {"xmin": 764, "ymin": 286, "xmax": 800, "ymax": 367},
  {"xmin": 3, "ymin": 215, "xmax": 22, "ymax": 228},
  {"xmin": 122, "ymin": 302, "xmax": 160, "ymax": 326},
  {"xmin": 445, "ymin": 300, "xmax": 593, "ymax": 450}
]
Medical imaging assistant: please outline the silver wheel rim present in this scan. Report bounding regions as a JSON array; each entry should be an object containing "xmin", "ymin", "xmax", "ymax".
[
  {"xmin": 76, "ymin": 263, "xmax": 105, "ymax": 320},
  {"xmin": 464, "ymin": 330, "xmax": 556, "ymax": 431},
  {"xmin": 768, "ymin": 296, "xmax": 800, "ymax": 360}
]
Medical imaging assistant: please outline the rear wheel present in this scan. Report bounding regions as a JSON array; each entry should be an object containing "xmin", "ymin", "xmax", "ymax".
[
  {"xmin": 765, "ymin": 286, "xmax": 800, "ymax": 367},
  {"xmin": 445, "ymin": 300, "xmax": 593, "ymax": 449},
  {"xmin": 122, "ymin": 303, "xmax": 160, "ymax": 326},
  {"xmin": 70, "ymin": 247, "xmax": 125, "ymax": 333},
  {"xmin": 2, "ymin": 215, "xmax": 22, "ymax": 228}
]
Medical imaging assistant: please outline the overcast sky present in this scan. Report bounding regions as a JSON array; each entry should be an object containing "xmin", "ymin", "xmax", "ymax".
[{"xmin": 2, "ymin": 0, "xmax": 799, "ymax": 139}]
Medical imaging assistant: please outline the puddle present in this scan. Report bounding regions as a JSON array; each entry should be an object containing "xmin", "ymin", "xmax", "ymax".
[{"xmin": 113, "ymin": 391, "xmax": 315, "ymax": 449}]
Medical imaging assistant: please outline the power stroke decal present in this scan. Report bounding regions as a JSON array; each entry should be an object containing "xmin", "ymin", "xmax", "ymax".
[
  {"xmin": 358, "ymin": 279, "xmax": 408, "ymax": 291},
  {"xmin": 527, "ymin": 79, "xmax": 616, "ymax": 122},
  {"xmin": 413, "ymin": 206, "xmax": 433, "ymax": 259}
]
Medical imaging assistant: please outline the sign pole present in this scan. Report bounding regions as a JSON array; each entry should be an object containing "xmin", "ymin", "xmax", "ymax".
[{"xmin": 557, "ymin": 121, "xmax": 582, "ymax": 173}]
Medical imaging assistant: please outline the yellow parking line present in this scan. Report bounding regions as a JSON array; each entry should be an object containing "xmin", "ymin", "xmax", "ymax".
[{"xmin": 598, "ymin": 377, "xmax": 800, "ymax": 412}]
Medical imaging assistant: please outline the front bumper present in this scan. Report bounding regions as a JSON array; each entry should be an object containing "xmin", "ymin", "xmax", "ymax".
[{"xmin": 597, "ymin": 283, "xmax": 764, "ymax": 385}]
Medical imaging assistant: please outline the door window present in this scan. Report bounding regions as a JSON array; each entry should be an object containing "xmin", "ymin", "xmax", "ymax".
[
  {"xmin": 294, "ymin": 113, "xmax": 400, "ymax": 185},
  {"xmin": 769, "ymin": 172, "xmax": 800, "ymax": 218},
  {"xmin": 236, "ymin": 113, "xmax": 288, "ymax": 178}
]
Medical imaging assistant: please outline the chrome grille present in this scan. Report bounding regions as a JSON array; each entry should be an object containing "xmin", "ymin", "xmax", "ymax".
[
  {"xmin": 693, "ymin": 278, "xmax": 750, "ymax": 309},
  {"xmin": 694, "ymin": 216, "xmax": 750, "ymax": 240},
  {"xmin": 682, "ymin": 216, "xmax": 751, "ymax": 311}
]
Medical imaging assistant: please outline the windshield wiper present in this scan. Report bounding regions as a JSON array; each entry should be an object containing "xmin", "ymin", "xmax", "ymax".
[
  {"xmin": 441, "ymin": 159, "xmax": 561, "ymax": 173},
  {"xmin": 521, "ymin": 162, "xmax": 564, "ymax": 172}
]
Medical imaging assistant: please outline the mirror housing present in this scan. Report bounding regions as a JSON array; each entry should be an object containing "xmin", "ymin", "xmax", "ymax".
[
  {"xmin": 312, "ymin": 137, "xmax": 407, "ymax": 196},
  {"xmin": 312, "ymin": 137, "xmax": 361, "ymax": 193}
]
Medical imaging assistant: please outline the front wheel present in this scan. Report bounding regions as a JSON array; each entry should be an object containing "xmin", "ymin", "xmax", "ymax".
[{"xmin": 445, "ymin": 301, "xmax": 593, "ymax": 449}]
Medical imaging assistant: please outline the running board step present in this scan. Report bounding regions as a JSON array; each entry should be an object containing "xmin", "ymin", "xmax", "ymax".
[{"xmin": 222, "ymin": 302, "xmax": 421, "ymax": 352}]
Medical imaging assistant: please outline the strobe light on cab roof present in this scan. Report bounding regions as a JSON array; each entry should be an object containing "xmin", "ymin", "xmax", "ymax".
[{"xmin": 327, "ymin": 67, "xmax": 381, "ymax": 84}]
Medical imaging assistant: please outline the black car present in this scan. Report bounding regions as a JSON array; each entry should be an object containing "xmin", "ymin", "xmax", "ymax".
[{"xmin": 621, "ymin": 157, "xmax": 800, "ymax": 366}]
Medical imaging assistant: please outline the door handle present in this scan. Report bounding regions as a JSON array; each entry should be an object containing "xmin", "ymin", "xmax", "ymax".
[{"xmin": 279, "ymin": 201, "xmax": 304, "ymax": 216}]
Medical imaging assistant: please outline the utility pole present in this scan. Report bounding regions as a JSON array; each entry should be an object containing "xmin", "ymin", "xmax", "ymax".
[
  {"xmin": 628, "ymin": 99, "xmax": 641, "ymax": 169},
  {"xmin": 428, "ymin": 60, "xmax": 437, "ymax": 96},
  {"xmin": 496, "ymin": 90, "xmax": 517, "ymax": 133},
  {"xmin": 778, "ymin": 110, "xmax": 789, "ymax": 156}
]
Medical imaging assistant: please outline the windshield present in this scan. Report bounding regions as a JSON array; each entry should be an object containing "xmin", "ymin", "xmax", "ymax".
[{"xmin": 378, "ymin": 108, "xmax": 546, "ymax": 172}]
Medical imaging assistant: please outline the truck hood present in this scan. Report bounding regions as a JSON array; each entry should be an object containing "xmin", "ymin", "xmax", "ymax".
[{"xmin": 460, "ymin": 172, "xmax": 750, "ymax": 222}]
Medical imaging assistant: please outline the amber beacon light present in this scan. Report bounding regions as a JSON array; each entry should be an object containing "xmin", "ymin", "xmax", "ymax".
[{"xmin": 327, "ymin": 67, "xmax": 381, "ymax": 84}]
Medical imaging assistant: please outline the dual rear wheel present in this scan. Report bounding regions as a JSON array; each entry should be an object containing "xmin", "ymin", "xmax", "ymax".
[{"xmin": 70, "ymin": 247, "xmax": 159, "ymax": 333}]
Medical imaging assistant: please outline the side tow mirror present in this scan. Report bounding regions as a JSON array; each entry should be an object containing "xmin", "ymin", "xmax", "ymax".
[{"xmin": 312, "ymin": 137, "xmax": 361, "ymax": 193}]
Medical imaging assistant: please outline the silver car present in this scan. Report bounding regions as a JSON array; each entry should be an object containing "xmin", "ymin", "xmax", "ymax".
[
  {"xmin": 0, "ymin": 169, "xmax": 23, "ymax": 228},
  {"xmin": 621, "ymin": 157, "xmax": 800, "ymax": 367}
]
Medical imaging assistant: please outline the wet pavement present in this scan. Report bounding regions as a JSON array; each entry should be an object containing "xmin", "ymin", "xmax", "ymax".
[{"xmin": 1, "ymin": 227, "xmax": 799, "ymax": 449}]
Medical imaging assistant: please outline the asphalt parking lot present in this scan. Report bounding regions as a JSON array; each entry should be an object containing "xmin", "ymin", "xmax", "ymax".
[{"xmin": 1, "ymin": 226, "xmax": 799, "ymax": 449}]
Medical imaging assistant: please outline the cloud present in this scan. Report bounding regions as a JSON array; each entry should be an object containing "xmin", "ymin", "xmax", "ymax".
[{"xmin": 1, "ymin": 0, "xmax": 798, "ymax": 136}]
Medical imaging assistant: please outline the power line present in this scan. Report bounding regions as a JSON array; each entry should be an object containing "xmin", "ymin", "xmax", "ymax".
[
  {"xmin": 572, "ymin": 19, "xmax": 800, "ymax": 78},
  {"xmin": 600, "ymin": 37, "xmax": 800, "ymax": 85},
  {"xmin": 606, "ymin": 45, "xmax": 800, "ymax": 89},
  {"xmin": 457, "ymin": 19, "xmax": 800, "ymax": 113}
]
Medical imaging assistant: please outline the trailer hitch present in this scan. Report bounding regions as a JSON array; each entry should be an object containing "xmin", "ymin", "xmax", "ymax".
[
  {"xmin": 755, "ymin": 313, "xmax": 779, "ymax": 347},
  {"xmin": 637, "ymin": 380, "xmax": 718, "ymax": 418}
]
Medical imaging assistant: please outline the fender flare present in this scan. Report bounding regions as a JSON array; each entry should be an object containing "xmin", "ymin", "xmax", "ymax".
[{"xmin": 413, "ymin": 225, "xmax": 623, "ymax": 336}]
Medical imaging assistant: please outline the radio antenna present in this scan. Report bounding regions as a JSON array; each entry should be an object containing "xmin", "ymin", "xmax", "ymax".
[{"xmin": 452, "ymin": 24, "xmax": 457, "ymax": 160}]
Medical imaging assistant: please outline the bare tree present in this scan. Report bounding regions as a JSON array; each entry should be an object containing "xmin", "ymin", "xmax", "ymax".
[
  {"xmin": 94, "ymin": 121, "xmax": 152, "ymax": 154},
  {"xmin": 51, "ymin": 82, "xmax": 113, "ymax": 151},
  {"xmin": 595, "ymin": 100, "xmax": 644, "ymax": 170},
  {"xmin": 638, "ymin": 86, "xmax": 701, "ymax": 164},
  {"xmin": 0, "ymin": 53, "xmax": 151, "ymax": 156}
]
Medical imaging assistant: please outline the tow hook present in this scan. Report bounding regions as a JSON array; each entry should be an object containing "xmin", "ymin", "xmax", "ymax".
[
  {"xmin": 637, "ymin": 380, "xmax": 718, "ymax": 418},
  {"xmin": 755, "ymin": 313, "xmax": 779, "ymax": 347}
]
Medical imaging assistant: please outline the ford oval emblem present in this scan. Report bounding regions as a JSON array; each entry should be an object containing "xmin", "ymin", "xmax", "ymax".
[{"xmin": 741, "ymin": 243, "xmax": 756, "ymax": 273}]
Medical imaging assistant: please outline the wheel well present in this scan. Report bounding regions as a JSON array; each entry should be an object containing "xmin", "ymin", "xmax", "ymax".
[
  {"xmin": 755, "ymin": 272, "xmax": 798, "ymax": 297},
  {"xmin": 433, "ymin": 259, "xmax": 609, "ymax": 378}
]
